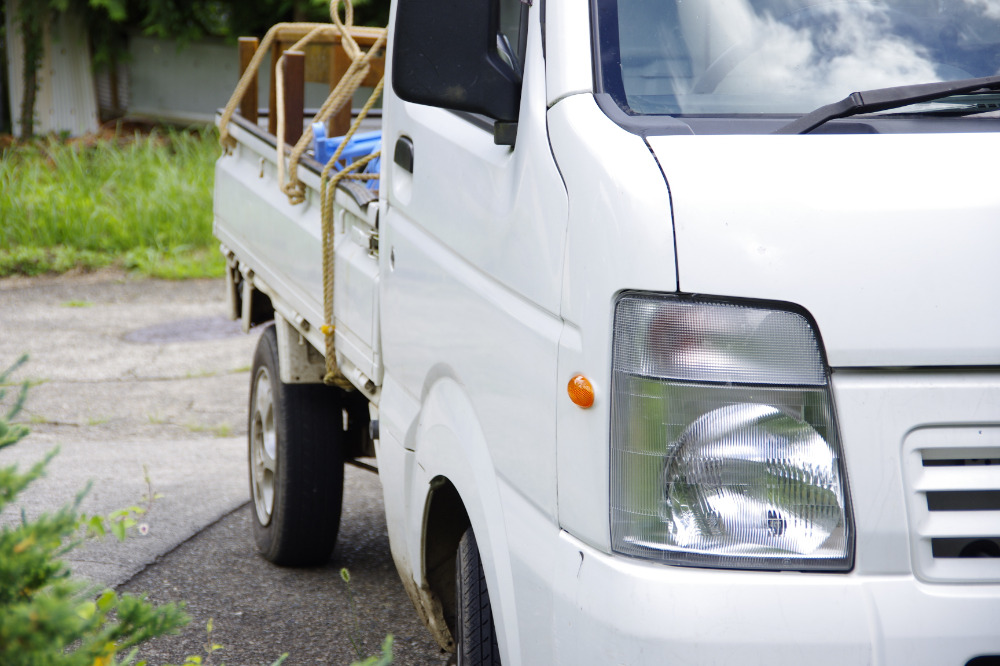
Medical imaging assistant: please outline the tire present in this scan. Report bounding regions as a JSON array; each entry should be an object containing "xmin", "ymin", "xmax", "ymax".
[
  {"xmin": 455, "ymin": 528, "xmax": 502, "ymax": 665},
  {"xmin": 248, "ymin": 324, "xmax": 344, "ymax": 566}
]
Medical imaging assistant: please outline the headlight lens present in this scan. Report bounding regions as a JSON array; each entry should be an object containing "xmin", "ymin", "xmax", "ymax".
[{"xmin": 611, "ymin": 294, "xmax": 853, "ymax": 570}]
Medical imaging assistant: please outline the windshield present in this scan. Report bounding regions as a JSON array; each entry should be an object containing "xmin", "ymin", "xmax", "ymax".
[{"xmin": 595, "ymin": 0, "xmax": 1000, "ymax": 117}]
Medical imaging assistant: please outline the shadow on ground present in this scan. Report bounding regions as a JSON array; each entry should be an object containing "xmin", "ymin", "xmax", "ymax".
[{"xmin": 120, "ymin": 467, "xmax": 452, "ymax": 666}]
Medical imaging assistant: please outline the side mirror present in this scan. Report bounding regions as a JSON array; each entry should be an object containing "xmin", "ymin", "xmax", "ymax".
[{"xmin": 391, "ymin": 0, "xmax": 522, "ymax": 123}]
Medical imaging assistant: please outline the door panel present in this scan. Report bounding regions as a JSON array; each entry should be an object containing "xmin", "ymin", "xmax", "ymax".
[{"xmin": 381, "ymin": 5, "xmax": 568, "ymax": 519}]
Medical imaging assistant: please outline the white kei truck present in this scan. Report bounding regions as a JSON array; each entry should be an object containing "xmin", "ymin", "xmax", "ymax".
[{"xmin": 213, "ymin": 0, "xmax": 1000, "ymax": 664}]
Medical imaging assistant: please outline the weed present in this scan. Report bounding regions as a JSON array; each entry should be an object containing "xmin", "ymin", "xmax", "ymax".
[
  {"xmin": 181, "ymin": 421, "xmax": 232, "ymax": 437},
  {"xmin": 341, "ymin": 568, "xmax": 395, "ymax": 666},
  {"xmin": 0, "ymin": 246, "xmax": 115, "ymax": 276},
  {"xmin": 0, "ymin": 128, "xmax": 224, "ymax": 279},
  {"xmin": 62, "ymin": 300, "xmax": 95, "ymax": 308},
  {"xmin": 342, "ymin": 568, "xmax": 365, "ymax": 661},
  {"xmin": 86, "ymin": 416, "xmax": 110, "ymax": 426},
  {"xmin": 123, "ymin": 246, "xmax": 226, "ymax": 280},
  {"xmin": 172, "ymin": 619, "xmax": 288, "ymax": 666},
  {"xmin": 185, "ymin": 369, "xmax": 219, "ymax": 379},
  {"xmin": 0, "ymin": 377, "xmax": 48, "ymax": 389},
  {"xmin": 352, "ymin": 635, "xmax": 394, "ymax": 666}
]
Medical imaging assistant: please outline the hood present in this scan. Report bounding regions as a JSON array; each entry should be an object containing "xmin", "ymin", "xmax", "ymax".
[{"xmin": 648, "ymin": 132, "xmax": 1000, "ymax": 368}]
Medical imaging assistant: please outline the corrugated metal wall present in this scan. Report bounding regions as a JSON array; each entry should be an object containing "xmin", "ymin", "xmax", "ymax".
[
  {"xmin": 3, "ymin": 0, "xmax": 99, "ymax": 137},
  {"xmin": 126, "ymin": 35, "xmax": 332, "ymax": 125},
  {"xmin": 2, "ymin": 8, "xmax": 373, "ymax": 134},
  {"xmin": 127, "ymin": 35, "xmax": 245, "ymax": 124}
]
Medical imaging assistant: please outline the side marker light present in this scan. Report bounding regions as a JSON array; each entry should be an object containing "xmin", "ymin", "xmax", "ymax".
[{"xmin": 568, "ymin": 375, "xmax": 595, "ymax": 408}]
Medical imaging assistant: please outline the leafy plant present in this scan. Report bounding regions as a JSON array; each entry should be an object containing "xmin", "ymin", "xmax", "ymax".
[{"xmin": 0, "ymin": 355, "xmax": 190, "ymax": 664}]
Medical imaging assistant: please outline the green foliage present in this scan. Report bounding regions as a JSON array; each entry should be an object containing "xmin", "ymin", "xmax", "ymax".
[
  {"xmin": 3, "ymin": 0, "xmax": 388, "ymax": 135},
  {"xmin": 0, "ymin": 356, "xmax": 189, "ymax": 664},
  {"xmin": 0, "ymin": 356, "xmax": 30, "ymax": 448},
  {"xmin": 341, "ymin": 568, "xmax": 394, "ymax": 666},
  {"xmin": 0, "ymin": 247, "xmax": 115, "ymax": 277},
  {"xmin": 0, "ymin": 19, "xmax": 11, "ymax": 134},
  {"xmin": 168, "ymin": 618, "xmax": 288, "ymax": 666},
  {"xmin": 130, "ymin": 0, "xmax": 389, "ymax": 41},
  {"xmin": 0, "ymin": 129, "xmax": 224, "ymax": 279},
  {"xmin": 0, "ymin": 129, "xmax": 216, "ymax": 250},
  {"xmin": 350, "ymin": 635, "xmax": 394, "ymax": 666},
  {"xmin": 5, "ymin": 0, "xmax": 388, "ymax": 62},
  {"xmin": 122, "ymin": 247, "xmax": 226, "ymax": 281}
]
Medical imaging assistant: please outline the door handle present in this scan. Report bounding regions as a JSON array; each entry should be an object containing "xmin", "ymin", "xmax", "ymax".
[{"xmin": 394, "ymin": 137, "xmax": 414, "ymax": 173}]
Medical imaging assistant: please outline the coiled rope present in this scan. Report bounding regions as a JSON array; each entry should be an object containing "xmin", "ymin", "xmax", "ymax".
[{"xmin": 217, "ymin": 0, "xmax": 386, "ymax": 388}]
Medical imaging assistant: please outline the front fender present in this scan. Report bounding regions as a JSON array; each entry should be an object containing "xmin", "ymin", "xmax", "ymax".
[{"xmin": 406, "ymin": 376, "xmax": 521, "ymax": 664}]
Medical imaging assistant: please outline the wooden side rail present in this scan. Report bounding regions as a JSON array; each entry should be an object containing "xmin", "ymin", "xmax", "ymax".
[{"xmin": 235, "ymin": 26, "xmax": 385, "ymax": 140}]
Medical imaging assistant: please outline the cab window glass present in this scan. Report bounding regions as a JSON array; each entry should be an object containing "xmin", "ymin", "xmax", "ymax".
[
  {"xmin": 600, "ymin": 0, "xmax": 1000, "ymax": 116},
  {"xmin": 500, "ymin": 0, "xmax": 526, "ymax": 71}
]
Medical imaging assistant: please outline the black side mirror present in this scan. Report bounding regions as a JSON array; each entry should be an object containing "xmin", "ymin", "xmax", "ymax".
[{"xmin": 391, "ymin": 0, "xmax": 522, "ymax": 123}]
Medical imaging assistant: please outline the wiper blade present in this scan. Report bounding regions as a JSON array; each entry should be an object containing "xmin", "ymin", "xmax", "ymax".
[
  {"xmin": 889, "ymin": 93, "xmax": 1000, "ymax": 116},
  {"xmin": 774, "ymin": 74, "xmax": 1000, "ymax": 134}
]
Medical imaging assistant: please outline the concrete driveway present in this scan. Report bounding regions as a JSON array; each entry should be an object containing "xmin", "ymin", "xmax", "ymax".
[
  {"xmin": 0, "ymin": 270, "xmax": 449, "ymax": 665},
  {"xmin": 0, "ymin": 270, "xmax": 256, "ymax": 586}
]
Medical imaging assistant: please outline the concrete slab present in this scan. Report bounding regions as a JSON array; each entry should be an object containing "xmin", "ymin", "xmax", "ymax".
[
  {"xmin": 1, "ymin": 435, "xmax": 246, "ymax": 587},
  {"xmin": 0, "ymin": 270, "xmax": 261, "ymax": 588}
]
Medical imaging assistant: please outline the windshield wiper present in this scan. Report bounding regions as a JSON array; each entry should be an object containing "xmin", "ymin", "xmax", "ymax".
[{"xmin": 775, "ymin": 74, "xmax": 1000, "ymax": 134}]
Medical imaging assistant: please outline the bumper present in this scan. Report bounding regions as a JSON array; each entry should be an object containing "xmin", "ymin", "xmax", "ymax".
[
  {"xmin": 540, "ymin": 369, "xmax": 1000, "ymax": 664},
  {"xmin": 552, "ymin": 530, "xmax": 1000, "ymax": 665}
]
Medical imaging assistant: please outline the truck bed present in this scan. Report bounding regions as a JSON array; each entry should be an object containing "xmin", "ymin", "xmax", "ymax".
[{"xmin": 214, "ymin": 112, "xmax": 382, "ymax": 394}]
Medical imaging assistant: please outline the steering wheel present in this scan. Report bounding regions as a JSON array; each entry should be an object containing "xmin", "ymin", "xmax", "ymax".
[{"xmin": 690, "ymin": 39, "xmax": 763, "ymax": 95}]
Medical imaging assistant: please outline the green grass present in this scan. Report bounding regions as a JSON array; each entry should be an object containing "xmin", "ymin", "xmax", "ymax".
[
  {"xmin": 182, "ymin": 420, "xmax": 234, "ymax": 437},
  {"xmin": 0, "ymin": 128, "xmax": 224, "ymax": 279}
]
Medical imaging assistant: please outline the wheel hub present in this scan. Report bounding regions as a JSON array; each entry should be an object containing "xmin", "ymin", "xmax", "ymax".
[{"xmin": 250, "ymin": 367, "xmax": 277, "ymax": 525}]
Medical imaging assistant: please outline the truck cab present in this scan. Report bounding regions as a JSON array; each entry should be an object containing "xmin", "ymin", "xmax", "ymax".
[{"xmin": 377, "ymin": 0, "xmax": 1000, "ymax": 664}]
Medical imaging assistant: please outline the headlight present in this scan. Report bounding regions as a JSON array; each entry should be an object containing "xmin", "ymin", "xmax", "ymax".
[{"xmin": 610, "ymin": 293, "xmax": 853, "ymax": 571}]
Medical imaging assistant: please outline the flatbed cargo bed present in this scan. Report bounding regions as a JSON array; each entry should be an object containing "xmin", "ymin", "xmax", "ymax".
[{"xmin": 214, "ymin": 111, "xmax": 382, "ymax": 395}]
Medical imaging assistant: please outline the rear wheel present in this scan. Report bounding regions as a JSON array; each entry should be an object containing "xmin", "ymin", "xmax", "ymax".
[
  {"xmin": 248, "ymin": 324, "xmax": 344, "ymax": 566},
  {"xmin": 455, "ymin": 528, "xmax": 502, "ymax": 665}
]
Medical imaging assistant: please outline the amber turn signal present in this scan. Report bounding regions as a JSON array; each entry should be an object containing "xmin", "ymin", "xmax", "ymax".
[{"xmin": 568, "ymin": 375, "xmax": 595, "ymax": 408}]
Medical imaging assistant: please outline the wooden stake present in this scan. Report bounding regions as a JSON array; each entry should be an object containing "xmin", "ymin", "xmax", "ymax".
[
  {"xmin": 282, "ymin": 50, "xmax": 306, "ymax": 145},
  {"xmin": 238, "ymin": 37, "xmax": 260, "ymax": 124}
]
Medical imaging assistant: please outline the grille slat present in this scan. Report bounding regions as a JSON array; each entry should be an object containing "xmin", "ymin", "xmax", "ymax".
[
  {"xmin": 904, "ymin": 427, "xmax": 1000, "ymax": 583},
  {"xmin": 918, "ymin": 511, "xmax": 1000, "ymax": 538},
  {"xmin": 915, "ymin": 466, "xmax": 1000, "ymax": 492}
]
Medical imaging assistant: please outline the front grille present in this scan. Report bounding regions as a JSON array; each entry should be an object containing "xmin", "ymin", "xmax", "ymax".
[{"xmin": 903, "ymin": 426, "xmax": 1000, "ymax": 583}]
